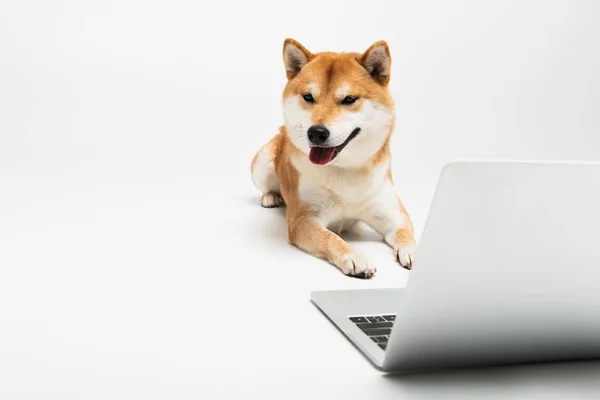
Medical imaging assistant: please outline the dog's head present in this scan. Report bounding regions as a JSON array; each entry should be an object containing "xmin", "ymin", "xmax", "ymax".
[{"xmin": 281, "ymin": 39, "xmax": 395, "ymax": 168}]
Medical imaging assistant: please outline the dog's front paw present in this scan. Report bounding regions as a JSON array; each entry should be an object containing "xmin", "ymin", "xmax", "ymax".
[
  {"xmin": 338, "ymin": 253, "xmax": 376, "ymax": 279},
  {"xmin": 395, "ymin": 243, "xmax": 417, "ymax": 270},
  {"xmin": 261, "ymin": 192, "xmax": 284, "ymax": 208}
]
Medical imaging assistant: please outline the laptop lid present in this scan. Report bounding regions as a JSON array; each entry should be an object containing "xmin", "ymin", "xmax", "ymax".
[{"xmin": 383, "ymin": 160, "xmax": 600, "ymax": 372}]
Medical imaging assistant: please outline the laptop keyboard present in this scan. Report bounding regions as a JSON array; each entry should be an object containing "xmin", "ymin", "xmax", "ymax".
[{"xmin": 349, "ymin": 314, "xmax": 396, "ymax": 351}]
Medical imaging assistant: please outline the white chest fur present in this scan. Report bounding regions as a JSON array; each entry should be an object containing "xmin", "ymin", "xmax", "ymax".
[{"xmin": 291, "ymin": 154, "xmax": 394, "ymax": 229}]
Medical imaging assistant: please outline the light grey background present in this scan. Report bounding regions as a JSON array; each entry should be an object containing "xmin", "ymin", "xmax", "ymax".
[{"xmin": 1, "ymin": 1, "xmax": 600, "ymax": 398}]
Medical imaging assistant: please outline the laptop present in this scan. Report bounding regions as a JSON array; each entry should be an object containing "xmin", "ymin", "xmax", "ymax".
[{"xmin": 311, "ymin": 160, "xmax": 600, "ymax": 373}]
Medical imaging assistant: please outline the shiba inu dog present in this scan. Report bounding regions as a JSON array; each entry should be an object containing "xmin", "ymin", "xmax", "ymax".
[{"xmin": 251, "ymin": 39, "xmax": 416, "ymax": 278}]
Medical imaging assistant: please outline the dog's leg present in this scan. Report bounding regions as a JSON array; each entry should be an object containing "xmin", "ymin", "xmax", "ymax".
[
  {"xmin": 251, "ymin": 134, "xmax": 284, "ymax": 208},
  {"xmin": 288, "ymin": 216, "xmax": 376, "ymax": 278},
  {"xmin": 363, "ymin": 191, "xmax": 417, "ymax": 270}
]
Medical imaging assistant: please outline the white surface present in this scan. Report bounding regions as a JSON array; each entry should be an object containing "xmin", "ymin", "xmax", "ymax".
[{"xmin": 1, "ymin": 0, "xmax": 600, "ymax": 398}]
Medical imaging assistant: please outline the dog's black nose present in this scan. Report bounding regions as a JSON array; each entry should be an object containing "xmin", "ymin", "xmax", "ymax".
[{"xmin": 307, "ymin": 125, "xmax": 330, "ymax": 146}]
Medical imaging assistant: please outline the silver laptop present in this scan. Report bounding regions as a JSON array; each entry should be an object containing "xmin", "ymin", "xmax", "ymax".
[{"xmin": 311, "ymin": 160, "xmax": 600, "ymax": 373}]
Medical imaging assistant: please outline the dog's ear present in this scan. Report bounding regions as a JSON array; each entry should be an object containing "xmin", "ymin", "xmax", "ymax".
[
  {"xmin": 361, "ymin": 41, "xmax": 391, "ymax": 85},
  {"xmin": 283, "ymin": 38, "xmax": 312, "ymax": 80}
]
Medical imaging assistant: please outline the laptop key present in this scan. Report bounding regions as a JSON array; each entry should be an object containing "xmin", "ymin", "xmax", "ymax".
[
  {"xmin": 378, "ymin": 343, "xmax": 387, "ymax": 350},
  {"xmin": 362, "ymin": 328, "xmax": 392, "ymax": 336},
  {"xmin": 349, "ymin": 317, "xmax": 368, "ymax": 323},
  {"xmin": 383, "ymin": 315, "xmax": 396, "ymax": 322},
  {"xmin": 370, "ymin": 336, "xmax": 388, "ymax": 343},
  {"xmin": 367, "ymin": 316, "xmax": 386, "ymax": 323},
  {"xmin": 356, "ymin": 322, "xmax": 393, "ymax": 330}
]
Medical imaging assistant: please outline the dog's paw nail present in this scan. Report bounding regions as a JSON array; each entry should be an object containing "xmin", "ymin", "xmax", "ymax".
[
  {"xmin": 339, "ymin": 253, "xmax": 376, "ymax": 279},
  {"xmin": 261, "ymin": 193, "xmax": 284, "ymax": 208},
  {"xmin": 396, "ymin": 244, "xmax": 416, "ymax": 270}
]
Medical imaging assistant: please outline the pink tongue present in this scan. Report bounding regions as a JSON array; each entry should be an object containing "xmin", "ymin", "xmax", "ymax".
[{"xmin": 309, "ymin": 147, "xmax": 336, "ymax": 165}]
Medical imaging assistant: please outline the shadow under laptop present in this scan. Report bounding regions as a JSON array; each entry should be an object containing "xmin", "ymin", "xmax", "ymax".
[{"xmin": 379, "ymin": 359, "xmax": 600, "ymax": 397}]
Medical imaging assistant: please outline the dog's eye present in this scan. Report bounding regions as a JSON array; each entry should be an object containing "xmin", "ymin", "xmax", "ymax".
[
  {"xmin": 341, "ymin": 96, "xmax": 358, "ymax": 105},
  {"xmin": 302, "ymin": 93, "xmax": 314, "ymax": 103}
]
